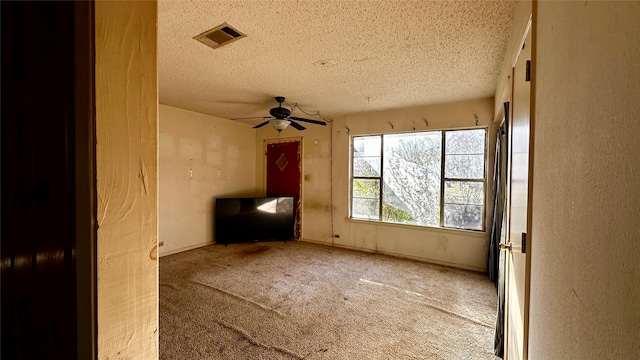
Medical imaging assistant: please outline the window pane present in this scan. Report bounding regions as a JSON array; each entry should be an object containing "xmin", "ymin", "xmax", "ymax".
[
  {"xmin": 352, "ymin": 198, "xmax": 380, "ymax": 220},
  {"xmin": 446, "ymin": 129, "xmax": 485, "ymax": 155},
  {"xmin": 382, "ymin": 132, "xmax": 442, "ymax": 227},
  {"xmin": 353, "ymin": 136, "xmax": 381, "ymax": 157},
  {"xmin": 350, "ymin": 128, "xmax": 486, "ymax": 231},
  {"xmin": 352, "ymin": 179, "xmax": 380, "ymax": 199},
  {"xmin": 445, "ymin": 154, "xmax": 484, "ymax": 179},
  {"xmin": 444, "ymin": 181, "xmax": 484, "ymax": 205},
  {"xmin": 353, "ymin": 157, "xmax": 381, "ymax": 177},
  {"xmin": 444, "ymin": 204, "xmax": 483, "ymax": 230}
]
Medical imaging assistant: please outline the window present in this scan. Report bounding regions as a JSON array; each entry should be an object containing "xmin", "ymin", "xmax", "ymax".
[{"xmin": 351, "ymin": 128, "xmax": 486, "ymax": 231}]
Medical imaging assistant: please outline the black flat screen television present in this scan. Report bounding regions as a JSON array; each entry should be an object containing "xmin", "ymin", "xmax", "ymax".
[{"xmin": 215, "ymin": 197, "xmax": 295, "ymax": 244}]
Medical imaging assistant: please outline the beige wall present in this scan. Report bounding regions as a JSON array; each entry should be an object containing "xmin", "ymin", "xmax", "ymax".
[
  {"xmin": 254, "ymin": 98, "xmax": 495, "ymax": 271},
  {"xmin": 325, "ymin": 98, "xmax": 495, "ymax": 271},
  {"xmin": 159, "ymin": 105, "xmax": 257, "ymax": 255},
  {"xmin": 529, "ymin": 1, "xmax": 640, "ymax": 358},
  {"xmin": 254, "ymin": 120, "xmax": 334, "ymax": 243},
  {"xmin": 95, "ymin": 1, "xmax": 158, "ymax": 359}
]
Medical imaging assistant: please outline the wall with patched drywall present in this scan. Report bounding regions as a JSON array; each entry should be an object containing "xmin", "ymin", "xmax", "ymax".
[
  {"xmin": 254, "ymin": 98, "xmax": 495, "ymax": 271},
  {"xmin": 326, "ymin": 98, "xmax": 495, "ymax": 271},
  {"xmin": 95, "ymin": 1, "xmax": 158, "ymax": 358},
  {"xmin": 529, "ymin": 1, "xmax": 640, "ymax": 358},
  {"xmin": 159, "ymin": 104, "xmax": 257, "ymax": 255}
]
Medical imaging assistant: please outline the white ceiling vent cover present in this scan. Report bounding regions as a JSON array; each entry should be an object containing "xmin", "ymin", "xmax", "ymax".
[{"xmin": 193, "ymin": 22, "xmax": 247, "ymax": 49}]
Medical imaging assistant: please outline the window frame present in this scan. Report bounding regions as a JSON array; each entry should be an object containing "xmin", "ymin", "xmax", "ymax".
[
  {"xmin": 350, "ymin": 135, "xmax": 384, "ymax": 220},
  {"xmin": 349, "ymin": 127, "xmax": 488, "ymax": 232}
]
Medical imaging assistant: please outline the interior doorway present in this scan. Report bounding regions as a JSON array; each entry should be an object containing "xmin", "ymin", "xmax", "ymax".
[{"xmin": 265, "ymin": 138, "xmax": 302, "ymax": 240}]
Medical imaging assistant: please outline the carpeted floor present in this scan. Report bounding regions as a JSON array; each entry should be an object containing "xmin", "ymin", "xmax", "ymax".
[{"xmin": 160, "ymin": 241, "xmax": 498, "ymax": 359}]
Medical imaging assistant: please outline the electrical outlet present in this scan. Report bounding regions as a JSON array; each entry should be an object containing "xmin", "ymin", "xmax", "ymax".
[
  {"xmin": 159, "ymin": 242, "xmax": 165, "ymax": 247},
  {"xmin": 334, "ymin": 234, "xmax": 340, "ymax": 238}
]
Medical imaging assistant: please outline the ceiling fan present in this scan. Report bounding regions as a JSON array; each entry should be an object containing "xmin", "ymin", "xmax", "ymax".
[{"xmin": 231, "ymin": 96, "xmax": 327, "ymax": 132}]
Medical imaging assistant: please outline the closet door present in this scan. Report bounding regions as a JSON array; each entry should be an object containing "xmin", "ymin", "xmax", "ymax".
[{"xmin": 504, "ymin": 22, "xmax": 533, "ymax": 360}]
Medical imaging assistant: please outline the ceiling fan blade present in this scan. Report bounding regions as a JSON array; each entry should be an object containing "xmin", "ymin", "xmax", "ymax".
[
  {"xmin": 288, "ymin": 116, "xmax": 327, "ymax": 126},
  {"xmin": 231, "ymin": 116, "xmax": 269, "ymax": 120},
  {"xmin": 288, "ymin": 120, "xmax": 306, "ymax": 131},
  {"xmin": 252, "ymin": 120, "xmax": 271, "ymax": 129}
]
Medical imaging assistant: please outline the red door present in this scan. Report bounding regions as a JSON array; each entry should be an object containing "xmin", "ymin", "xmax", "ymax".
[{"xmin": 266, "ymin": 140, "xmax": 301, "ymax": 239}]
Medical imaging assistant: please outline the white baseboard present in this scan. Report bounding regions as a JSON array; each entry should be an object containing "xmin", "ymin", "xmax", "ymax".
[
  {"xmin": 159, "ymin": 239, "xmax": 486, "ymax": 273},
  {"xmin": 159, "ymin": 241, "xmax": 213, "ymax": 257},
  {"xmin": 300, "ymin": 238, "xmax": 486, "ymax": 273}
]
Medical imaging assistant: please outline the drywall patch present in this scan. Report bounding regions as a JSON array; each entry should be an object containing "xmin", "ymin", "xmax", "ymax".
[
  {"xmin": 179, "ymin": 138, "xmax": 203, "ymax": 160},
  {"xmin": 159, "ymin": 132, "xmax": 175, "ymax": 157}
]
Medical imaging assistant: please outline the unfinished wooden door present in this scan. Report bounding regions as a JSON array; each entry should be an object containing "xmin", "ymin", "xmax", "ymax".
[
  {"xmin": 504, "ymin": 22, "xmax": 532, "ymax": 360},
  {"xmin": 266, "ymin": 139, "xmax": 302, "ymax": 239},
  {"xmin": 1, "ymin": 2, "xmax": 96, "ymax": 358}
]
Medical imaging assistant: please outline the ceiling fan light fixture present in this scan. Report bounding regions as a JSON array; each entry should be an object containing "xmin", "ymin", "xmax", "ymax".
[
  {"xmin": 232, "ymin": 97, "xmax": 327, "ymax": 132},
  {"xmin": 270, "ymin": 119, "xmax": 290, "ymax": 132}
]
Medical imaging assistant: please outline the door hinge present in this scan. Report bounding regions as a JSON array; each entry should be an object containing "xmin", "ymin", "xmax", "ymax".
[
  {"xmin": 521, "ymin": 232, "xmax": 527, "ymax": 253},
  {"xmin": 525, "ymin": 60, "xmax": 531, "ymax": 82}
]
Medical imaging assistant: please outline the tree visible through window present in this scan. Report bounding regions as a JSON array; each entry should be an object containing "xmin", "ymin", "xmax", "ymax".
[{"xmin": 351, "ymin": 128, "xmax": 486, "ymax": 231}]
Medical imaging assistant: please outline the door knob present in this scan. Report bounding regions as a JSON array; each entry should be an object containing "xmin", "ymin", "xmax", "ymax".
[{"xmin": 500, "ymin": 242, "xmax": 512, "ymax": 251}]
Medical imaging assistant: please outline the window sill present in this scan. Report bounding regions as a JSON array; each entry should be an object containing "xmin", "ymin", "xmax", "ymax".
[{"xmin": 346, "ymin": 218, "xmax": 488, "ymax": 238}]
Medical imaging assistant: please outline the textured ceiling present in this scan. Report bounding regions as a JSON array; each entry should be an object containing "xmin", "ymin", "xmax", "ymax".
[{"xmin": 159, "ymin": 0, "xmax": 516, "ymax": 122}]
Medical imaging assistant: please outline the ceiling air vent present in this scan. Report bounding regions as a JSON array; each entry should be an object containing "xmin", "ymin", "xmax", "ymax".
[{"xmin": 193, "ymin": 22, "xmax": 247, "ymax": 49}]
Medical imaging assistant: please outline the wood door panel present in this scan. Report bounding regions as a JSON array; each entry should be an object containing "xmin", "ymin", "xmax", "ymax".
[
  {"xmin": 266, "ymin": 142, "xmax": 301, "ymax": 197},
  {"xmin": 506, "ymin": 25, "xmax": 532, "ymax": 360},
  {"xmin": 1, "ymin": 2, "xmax": 86, "ymax": 358},
  {"xmin": 507, "ymin": 250, "xmax": 528, "ymax": 359},
  {"xmin": 266, "ymin": 141, "xmax": 301, "ymax": 239}
]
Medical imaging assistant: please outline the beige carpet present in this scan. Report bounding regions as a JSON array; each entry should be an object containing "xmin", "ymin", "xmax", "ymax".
[{"xmin": 160, "ymin": 241, "xmax": 498, "ymax": 359}]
